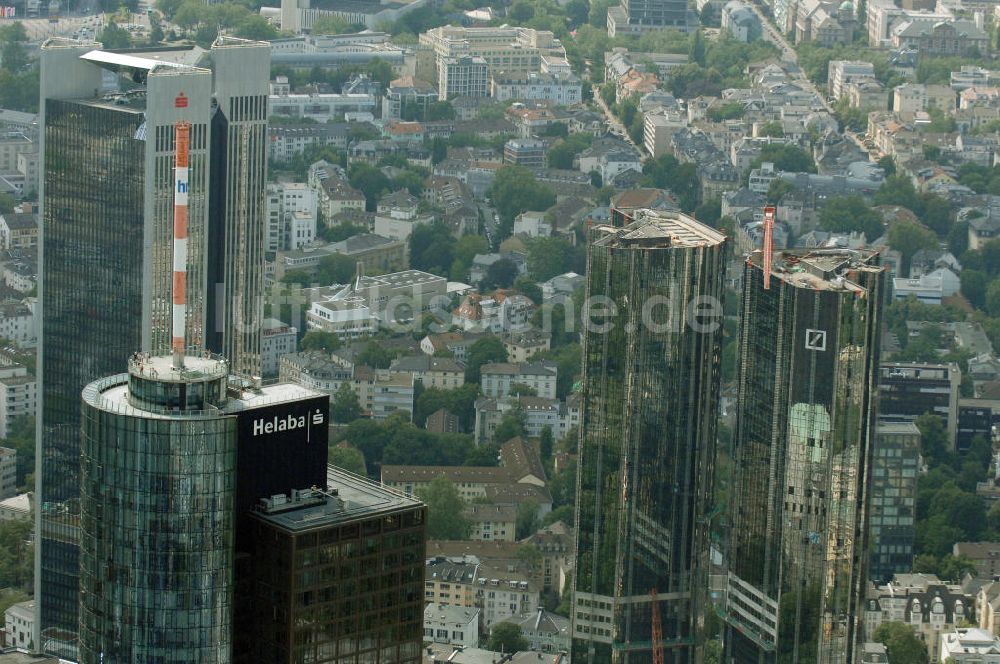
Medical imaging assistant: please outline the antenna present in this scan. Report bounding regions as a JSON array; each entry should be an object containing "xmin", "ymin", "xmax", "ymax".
[
  {"xmin": 172, "ymin": 122, "xmax": 190, "ymax": 369},
  {"xmin": 763, "ymin": 206, "xmax": 775, "ymax": 290}
]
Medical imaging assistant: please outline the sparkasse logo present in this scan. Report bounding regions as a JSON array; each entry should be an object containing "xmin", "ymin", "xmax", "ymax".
[{"xmin": 253, "ymin": 409, "xmax": 325, "ymax": 437}]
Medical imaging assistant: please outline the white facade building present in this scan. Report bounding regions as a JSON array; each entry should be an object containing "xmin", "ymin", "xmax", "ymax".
[
  {"xmin": 261, "ymin": 318, "xmax": 298, "ymax": 378},
  {"xmin": 490, "ymin": 71, "xmax": 582, "ymax": 105},
  {"xmin": 480, "ymin": 362, "xmax": 558, "ymax": 400},
  {"xmin": 940, "ymin": 628, "xmax": 1000, "ymax": 662},
  {"xmin": 269, "ymin": 92, "xmax": 377, "ymax": 122},
  {"xmin": 266, "ymin": 182, "xmax": 318, "ymax": 252},
  {"xmin": 4, "ymin": 600, "xmax": 34, "ymax": 651},
  {"xmin": 424, "ymin": 604, "xmax": 480, "ymax": 648},
  {"xmin": 0, "ymin": 446, "xmax": 15, "ymax": 500},
  {"xmin": 0, "ymin": 362, "xmax": 34, "ymax": 440}
]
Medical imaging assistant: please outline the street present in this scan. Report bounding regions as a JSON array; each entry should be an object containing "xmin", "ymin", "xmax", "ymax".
[{"xmin": 592, "ymin": 84, "xmax": 649, "ymax": 160}]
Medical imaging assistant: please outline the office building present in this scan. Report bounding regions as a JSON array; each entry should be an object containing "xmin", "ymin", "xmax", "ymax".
[
  {"xmin": 439, "ymin": 56, "xmax": 489, "ymax": 100},
  {"xmin": 608, "ymin": 0, "xmax": 693, "ymax": 36},
  {"xmin": 261, "ymin": 318, "xmax": 297, "ymax": 378},
  {"xmin": 243, "ymin": 467, "xmax": 426, "ymax": 664},
  {"xmin": 572, "ymin": 211, "xmax": 728, "ymax": 663},
  {"xmin": 869, "ymin": 423, "xmax": 921, "ymax": 582},
  {"xmin": 0, "ymin": 361, "xmax": 35, "ymax": 438},
  {"xmin": 878, "ymin": 362, "xmax": 960, "ymax": 449},
  {"xmin": 725, "ymin": 249, "xmax": 884, "ymax": 663},
  {"xmin": 0, "ymin": 447, "xmax": 15, "ymax": 500},
  {"xmin": 36, "ymin": 37, "xmax": 270, "ymax": 655},
  {"xmin": 79, "ymin": 351, "xmax": 331, "ymax": 664}
]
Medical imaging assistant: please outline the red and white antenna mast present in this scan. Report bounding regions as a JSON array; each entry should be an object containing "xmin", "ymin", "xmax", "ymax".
[
  {"xmin": 172, "ymin": 122, "xmax": 190, "ymax": 369},
  {"xmin": 763, "ymin": 206, "xmax": 775, "ymax": 290}
]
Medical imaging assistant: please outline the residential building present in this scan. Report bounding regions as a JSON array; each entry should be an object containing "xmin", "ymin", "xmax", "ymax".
[
  {"xmin": 427, "ymin": 408, "xmax": 461, "ymax": 434},
  {"xmin": 5, "ymin": 600, "xmax": 34, "ymax": 651},
  {"xmin": 893, "ymin": 83, "xmax": 957, "ymax": 113},
  {"xmin": 480, "ymin": 362, "xmax": 557, "ymax": 400},
  {"xmin": 0, "ymin": 492, "xmax": 30, "ymax": 522},
  {"xmin": 419, "ymin": 26, "xmax": 566, "ymax": 89},
  {"xmin": 725, "ymin": 249, "xmax": 884, "ymax": 662},
  {"xmin": 891, "ymin": 18, "xmax": 989, "ymax": 57},
  {"xmin": 0, "ymin": 362, "xmax": 34, "ymax": 440},
  {"xmin": 523, "ymin": 520, "xmax": 575, "ymax": 594},
  {"xmin": 268, "ymin": 91, "xmax": 377, "ymax": 123},
  {"xmin": 453, "ymin": 291, "xmax": 534, "ymax": 334},
  {"xmin": 389, "ymin": 355, "xmax": 465, "ymax": 390},
  {"xmin": 505, "ymin": 329, "xmax": 551, "ymax": 363},
  {"xmin": 0, "ymin": 302, "xmax": 36, "ymax": 347},
  {"xmin": 503, "ymin": 139, "xmax": 546, "ymax": 168},
  {"xmin": 465, "ymin": 503, "xmax": 517, "ymax": 542},
  {"xmin": 978, "ymin": 581, "xmax": 1000, "ymax": 635},
  {"xmin": 424, "ymin": 555, "xmax": 541, "ymax": 630},
  {"xmin": 424, "ymin": 604, "xmax": 480, "ymax": 648},
  {"xmin": 261, "ymin": 318, "xmax": 297, "ymax": 379},
  {"xmin": 244, "ymin": 471, "xmax": 427, "ymax": 664},
  {"xmin": 870, "ymin": 423, "xmax": 921, "ymax": 582},
  {"xmin": 0, "ymin": 447, "xmax": 15, "ymax": 500},
  {"xmin": 721, "ymin": 0, "xmax": 763, "ymax": 41},
  {"xmin": 491, "ymin": 71, "xmax": 583, "ymax": 105},
  {"xmin": 940, "ymin": 628, "xmax": 1000, "ymax": 662},
  {"xmin": 573, "ymin": 212, "xmax": 727, "ymax": 663},
  {"xmin": 954, "ymin": 542, "xmax": 1000, "ymax": 580},
  {"xmin": 278, "ymin": 0, "xmax": 430, "ymax": 32},
  {"xmin": 384, "ymin": 437, "xmax": 546, "ymax": 502},
  {"xmin": 383, "ymin": 76, "xmax": 439, "ymax": 121},
  {"xmin": 952, "ymin": 66, "xmax": 998, "ymax": 91},
  {"xmin": 439, "ymin": 56, "xmax": 489, "ymax": 100},
  {"xmin": 864, "ymin": 574, "xmax": 973, "ymax": 662},
  {"xmin": 358, "ymin": 369, "xmax": 416, "ymax": 421},
  {"xmin": 475, "ymin": 395, "xmax": 579, "ymax": 445},
  {"xmin": 879, "ymin": 362, "xmax": 961, "ymax": 450},
  {"xmin": 275, "ymin": 233, "xmax": 405, "ymax": 282},
  {"xmin": 829, "ymin": 60, "xmax": 875, "ymax": 98},
  {"xmin": 504, "ymin": 609, "xmax": 571, "ymax": 654},
  {"xmin": 269, "ymin": 123, "xmax": 350, "ymax": 162},
  {"xmin": 38, "ymin": 38, "xmax": 270, "ymax": 650},
  {"xmin": 266, "ymin": 181, "xmax": 318, "ymax": 252},
  {"xmin": 420, "ymin": 331, "xmax": 489, "ymax": 362},
  {"xmin": 374, "ymin": 189, "xmax": 435, "ymax": 242},
  {"xmin": 512, "ymin": 210, "xmax": 551, "ymax": 237},
  {"xmin": 0, "ymin": 212, "xmax": 37, "ymax": 251},
  {"xmin": 848, "ymin": 80, "xmax": 887, "ymax": 110}
]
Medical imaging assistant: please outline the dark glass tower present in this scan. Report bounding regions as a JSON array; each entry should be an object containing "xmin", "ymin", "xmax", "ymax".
[
  {"xmin": 571, "ymin": 210, "xmax": 728, "ymax": 664},
  {"xmin": 79, "ymin": 355, "xmax": 237, "ymax": 664},
  {"xmin": 869, "ymin": 422, "xmax": 920, "ymax": 583},
  {"xmin": 36, "ymin": 38, "xmax": 270, "ymax": 656},
  {"xmin": 724, "ymin": 249, "xmax": 884, "ymax": 664}
]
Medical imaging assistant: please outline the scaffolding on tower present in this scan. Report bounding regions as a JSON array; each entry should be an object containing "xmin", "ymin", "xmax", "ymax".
[
  {"xmin": 651, "ymin": 588, "xmax": 664, "ymax": 664},
  {"xmin": 763, "ymin": 206, "xmax": 775, "ymax": 290}
]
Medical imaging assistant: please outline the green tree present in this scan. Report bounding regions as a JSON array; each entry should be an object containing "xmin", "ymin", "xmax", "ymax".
[
  {"xmin": 494, "ymin": 407, "xmax": 527, "ymax": 444},
  {"xmin": 872, "ymin": 622, "xmax": 929, "ymax": 664},
  {"xmin": 888, "ymin": 221, "xmax": 939, "ymax": 275},
  {"xmin": 328, "ymin": 444, "xmax": 366, "ymax": 475},
  {"xmin": 526, "ymin": 237, "xmax": 572, "ymax": 282},
  {"xmin": 416, "ymin": 475, "xmax": 472, "ymax": 539},
  {"xmin": 751, "ymin": 144, "xmax": 816, "ymax": 174},
  {"xmin": 540, "ymin": 426, "xmax": 554, "ymax": 461},
  {"xmin": 450, "ymin": 235, "xmax": 489, "ymax": 281},
  {"xmin": 488, "ymin": 622, "xmax": 530, "ymax": 653},
  {"xmin": 819, "ymin": 196, "xmax": 883, "ymax": 241},
  {"xmin": 689, "ymin": 29, "xmax": 706, "ymax": 66},
  {"xmin": 316, "ymin": 253, "xmax": 356, "ymax": 284},
  {"xmin": 348, "ymin": 163, "xmax": 391, "ymax": 210},
  {"xmin": 4, "ymin": 416, "xmax": 33, "ymax": 489},
  {"xmin": 301, "ymin": 330, "xmax": 342, "ymax": 353},
  {"xmin": 331, "ymin": 383, "xmax": 363, "ymax": 423},
  {"xmin": 489, "ymin": 166, "xmax": 556, "ymax": 239},
  {"xmin": 516, "ymin": 499, "xmax": 541, "ymax": 539},
  {"xmin": 766, "ymin": 178, "xmax": 795, "ymax": 205},
  {"xmin": 482, "ymin": 258, "xmax": 519, "ymax": 289},
  {"xmin": 410, "ymin": 221, "xmax": 455, "ymax": 276},
  {"xmin": 962, "ymin": 269, "xmax": 988, "ymax": 308},
  {"xmin": 98, "ymin": 21, "xmax": 131, "ymax": 48},
  {"xmin": 875, "ymin": 175, "xmax": 920, "ymax": 212},
  {"xmin": 987, "ymin": 277, "xmax": 1000, "ymax": 316},
  {"xmin": 235, "ymin": 14, "xmax": 279, "ymax": 40},
  {"xmin": 758, "ymin": 120, "xmax": 784, "ymax": 137},
  {"xmin": 358, "ymin": 342, "xmax": 396, "ymax": 369},
  {"xmin": 878, "ymin": 155, "xmax": 897, "ymax": 177},
  {"xmin": 310, "ymin": 14, "xmax": 352, "ymax": 34},
  {"xmin": 0, "ymin": 519, "xmax": 32, "ymax": 589},
  {"xmin": 465, "ymin": 337, "xmax": 508, "ymax": 384}
]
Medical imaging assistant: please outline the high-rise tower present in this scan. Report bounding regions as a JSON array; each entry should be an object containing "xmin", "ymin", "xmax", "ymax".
[
  {"xmin": 35, "ymin": 37, "xmax": 269, "ymax": 656},
  {"xmin": 724, "ymin": 249, "xmax": 884, "ymax": 664},
  {"xmin": 571, "ymin": 210, "xmax": 728, "ymax": 664}
]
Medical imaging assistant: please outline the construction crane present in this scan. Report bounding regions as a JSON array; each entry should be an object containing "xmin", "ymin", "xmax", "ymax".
[{"xmin": 651, "ymin": 588, "xmax": 664, "ymax": 664}]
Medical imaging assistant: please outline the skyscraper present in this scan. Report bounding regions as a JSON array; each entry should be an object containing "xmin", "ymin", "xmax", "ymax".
[
  {"xmin": 869, "ymin": 422, "xmax": 920, "ymax": 583},
  {"xmin": 724, "ymin": 249, "xmax": 884, "ymax": 664},
  {"xmin": 572, "ymin": 210, "xmax": 728, "ymax": 664},
  {"xmin": 78, "ymin": 351, "xmax": 331, "ymax": 664},
  {"xmin": 35, "ymin": 37, "xmax": 269, "ymax": 656}
]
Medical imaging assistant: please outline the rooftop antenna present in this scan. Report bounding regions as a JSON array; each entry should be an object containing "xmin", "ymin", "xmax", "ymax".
[
  {"xmin": 172, "ymin": 122, "xmax": 190, "ymax": 369},
  {"xmin": 763, "ymin": 205, "xmax": 775, "ymax": 290}
]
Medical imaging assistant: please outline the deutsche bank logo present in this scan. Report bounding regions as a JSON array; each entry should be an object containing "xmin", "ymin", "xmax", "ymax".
[{"xmin": 805, "ymin": 329, "xmax": 827, "ymax": 351}]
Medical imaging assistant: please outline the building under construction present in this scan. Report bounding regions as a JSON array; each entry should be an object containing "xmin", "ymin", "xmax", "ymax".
[
  {"xmin": 724, "ymin": 249, "xmax": 884, "ymax": 663},
  {"xmin": 572, "ymin": 210, "xmax": 728, "ymax": 663},
  {"xmin": 36, "ymin": 37, "xmax": 269, "ymax": 657}
]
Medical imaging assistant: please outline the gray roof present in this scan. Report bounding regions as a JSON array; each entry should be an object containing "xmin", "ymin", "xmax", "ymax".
[{"xmin": 390, "ymin": 354, "xmax": 464, "ymax": 373}]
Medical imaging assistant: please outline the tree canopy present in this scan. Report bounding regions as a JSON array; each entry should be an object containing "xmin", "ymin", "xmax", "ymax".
[{"xmin": 416, "ymin": 475, "xmax": 472, "ymax": 540}]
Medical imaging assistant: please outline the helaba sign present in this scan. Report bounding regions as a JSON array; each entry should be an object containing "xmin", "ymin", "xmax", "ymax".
[{"xmin": 252, "ymin": 409, "xmax": 325, "ymax": 436}]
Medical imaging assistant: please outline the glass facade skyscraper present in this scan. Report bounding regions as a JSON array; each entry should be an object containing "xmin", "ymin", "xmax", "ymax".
[
  {"xmin": 869, "ymin": 422, "xmax": 920, "ymax": 583},
  {"xmin": 572, "ymin": 211, "xmax": 728, "ymax": 664},
  {"xmin": 79, "ymin": 355, "xmax": 236, "ymax": 664},
  {"xmin": 724, "ymin": 249, "xmax": 884, "ymax": 664},
  {"xmin": 36, "ymin": 38, "xmax": 270, "ymax": 656}
]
